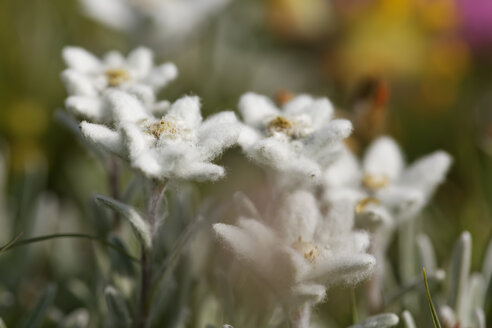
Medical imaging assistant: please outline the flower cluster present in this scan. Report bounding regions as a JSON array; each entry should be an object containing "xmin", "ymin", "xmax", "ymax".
[
  {"xmin": 61, "ymin": 47, "xmax": 177, "ymax": 123},
  {"xmin": 324, "ymin": 137, "xmax": 452, "ymax": 237},
  {"xmin": 214, "ymin": 190, "xmax": 375, "ymax": 307},
  {"xmin": 60, "ymin": 46, "xmax": 452, "ymax": 327}
]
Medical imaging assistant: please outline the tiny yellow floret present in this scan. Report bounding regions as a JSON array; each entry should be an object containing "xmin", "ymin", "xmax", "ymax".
[
  {"xmin": 292, "ymin": 237, "xmax": 320, "ymax": 263},
  {"xmin": 355, "ymin": 197, "xmax": 381, "ymax": 214},
  {"xmin": 362, "ymin": 174, "xmax": 389, "ymax": 190},
  {"xmin": 105, "ymin": 68, "xmax": 131, "ymax": 87}
]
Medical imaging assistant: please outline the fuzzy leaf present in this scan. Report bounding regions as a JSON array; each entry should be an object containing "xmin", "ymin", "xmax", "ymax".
[
  {"xmin": 0, "ymin": 318, "xmax": 6, "ymax": 328},
  {"xmin": 447, "ymin": 231, "xmax": 471, "ymax": 314},
  {"xmin": 95, "ymin": 194, "xmax": 152, "ymax": 249},
  {"xmin": 417, "ymin": 233, "xmax": 437, "ymax": 273},
  {"xmin": 104, "ymin": 286, "xmax": 132, "ymax": 327},
  {"xmin": 482, "ymin": 236, "xmax": 492, "ymax": 283},
  {"xmin": 233, "ymin": 191, "xmax": 260, "ymax": 219},
  {"xmin": 348, "ymin": 313, "xmax": 399, "ymax": 328},
  {"xmin": 20, "ymin": 284, "xmax": 57, "ymax": 328},
  {"xmin": 402, "ymin": 310, "xmax": 416, "ymax": 328}
]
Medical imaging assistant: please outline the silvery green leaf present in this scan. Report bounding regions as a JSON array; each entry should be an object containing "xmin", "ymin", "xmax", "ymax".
[
  {"xmin": 348, "ymin": 313, "xmax": 399, "ymax": 328},
  {"xmin": 417, "ymin": 233, "xmax": 437, "ymax": 273},
  {"xmin": 399, "ymin": 219, "xmax": 416, "ymax": 283},
  {"xmin": 61, "ymin": 308, "xmax": 89, "ymax": 328},
  {"xmin": 473, "ymin": 307, "xmax": 486, "ymax": 328},
  {"xmin": 401, "ymin": 310, "xmax": 416, "ymax": 328},
  {"xmin": 104, "ymin": 286, "xmax": 132, "ymax": 327},
  {"xmin": 233, "ymin": 191, "xmax": 260, "ymax": 219},
  {"xmin": 447, "ymin": 231, "xmax": 471, "ymax": 315},
  {"xmin": 460, "ymin": 273, "xmax": 486, "ymax": 326},
  {"xmin": 223, "ymin": 325, "xmax": 234, "ymax": 328},
  {"xmin": 95, "ymin": 194, "xmax": 152, "ymax": 249},
  {"xmin": 482, "ymin": 237, "xmax": 492, "ymax": 283},
  {"xmin": 0, "ymin": 318, "xmax": 6, "ymax": 328},
  {"xmin": 20, "ymin": 284, "xmax": 57, "ymax": 328}
]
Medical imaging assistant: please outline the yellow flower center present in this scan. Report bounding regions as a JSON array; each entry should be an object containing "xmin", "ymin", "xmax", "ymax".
[
  {"xmin": 362, "ymin": 174, "xmax": 389, "ymax": 190},
  {"xmin": 267, "ymin": 116, "xmax": 295, "ymax": 136},
  {"xmin": 146, "ymin": 119, "xmax": 180, "ymax": 139},
  {"xmin": 291, "ymin": 237, "xmax": 320, "ymax": 263},
  {"xmin": 355, "ymin": 197, "xmax": 381, "ymax": 214},
  {"xmin": 105, "ymin": 68, "xmax": 131, "ymax": 87}
]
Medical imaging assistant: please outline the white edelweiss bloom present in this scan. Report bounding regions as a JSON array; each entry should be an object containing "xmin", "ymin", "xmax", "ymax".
[
  {"xmin": 80, "ymin": 90, "xmax": 241, "ymax": 181},
  {"xmin": 237, "ymin": 92, "xmax": 353, "ymax": 179},
  {"xmin": 61, "ymin": 46, "xmax": 178, "ymax": 122},
  {"xmin": 323, "ymin": 136, "xmax": 452, "ymax": 227},
  {"xmin": 78, "ymin": 0, "xmax": 230, "ymax": 43},
  {"xmin": 214, "ymin": 190, "xmax": 375, "ymax": 307}
]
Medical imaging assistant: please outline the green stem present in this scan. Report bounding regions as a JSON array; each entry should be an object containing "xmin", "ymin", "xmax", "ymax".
[
  {"xmin": 137, "ymin": 179, "xmax": 167, "ymax": 328},
  {"xmin": 0, "ymin": 233, "xmax": 138, "ymax": 262}
]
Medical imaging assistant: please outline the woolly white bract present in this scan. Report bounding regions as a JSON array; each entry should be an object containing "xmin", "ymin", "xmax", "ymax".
[
  {"xmin": 61, "ymin": 46, "xmax": 177, "ymax": 122},
  {"xmin": 80, "ymin": 90, "xmax": 241, "ymax": 181},
  {"xmin": 78, "ymin": 0, "xmax": 230, "ymax": 43},
  {"xmin": 214, "ymin": 190, "xmax": 375, "ymax": 307},
  {"xmin": 237, "ymin": 93, "xmax": 353, "ymax": 179},
  {"xmin": 324, "ymin": 136, "xmax": 452, "ymax": 229}
]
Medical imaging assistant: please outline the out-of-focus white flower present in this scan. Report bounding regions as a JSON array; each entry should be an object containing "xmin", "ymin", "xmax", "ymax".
[
  {"xmin": 78, "ymin": 0, "xmax": 230, "ymax": 43},
  {"xmin": 214, "ymin": 190, "xmax": 375, "ymax": 307},
  {"xmin": 237, "ymin": 93, "xmax": 353, "ymax": 179},
  {"xmin": 324, "ymin": 136, "xmax": 452, "ymax": 228},
  {"xmin": 61, "ymin": 46, "xmax": 177, "ymax": 122},
  {"xmin": 80, "ymin": 90, "xmax": 241, "ymax": 181}
]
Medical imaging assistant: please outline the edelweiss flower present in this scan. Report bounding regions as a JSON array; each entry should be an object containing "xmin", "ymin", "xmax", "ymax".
[
  {"xmin": 61, "ymin": 46, "xmax": 177, "ymax": 122},
  {"xmin": 238, "ymin": 93, "xmax": 353, "ymax": 179},
  {"xmin": 324, "ymin": 136, "xmax": 452, "ymax": 228},
  {"xmin": 80, "ymin": 90, "xmax": 241, "ymax": 181},
  {"xmin": 78, "ymin": 0, "xmax": 230, "ymax": 43},
  {"xmin": 214, "ymin": 190, "xmax": 375, "ymax": 306}
]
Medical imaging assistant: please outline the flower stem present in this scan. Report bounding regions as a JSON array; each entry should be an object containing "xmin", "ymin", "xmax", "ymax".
[
  {"xmin": 290, "ymin": 303, "xmax": 311, "ymax": 328},
  {"xmin": 137, "ymin": 179, "xmax": 167, "ymax": 328},
  {"xmin": 108, "ymin": 157, "xmax": 121, "ymax": 229}
]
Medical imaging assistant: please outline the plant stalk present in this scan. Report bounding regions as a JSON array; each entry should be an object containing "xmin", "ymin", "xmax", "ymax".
[
  {"xmin": 290, "ymin": 303, "xmax": 311, "ymax": 328},
  {"xmin": 136, "ymin": 179, "xmax": 167, "ymax": 328}
]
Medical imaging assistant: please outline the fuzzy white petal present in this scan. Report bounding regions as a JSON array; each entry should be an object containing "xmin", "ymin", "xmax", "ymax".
[
  {"xmin": 167, "ymin": 96, "xmax": 202, "ymax": 129},
  {"xmin": 303, "ymin": 253, "xmax": 375, "ymax": 286},
  {"xmin": 126, "ymin": 47, "xmax": 153, "ymax": 77},
  {"xmin": 398, "ymin": 151, "xmax": 452, "ymax": 198},
  {"xmin": 177, "ymin": 162, "xmax": 225, "ymax": 181},
  {"xmin": 65, "ymin": 96, "xmax": 105, "ymax": 121},
  {"xmin": 292, "ymin": 283, "xmax": 326, "ymax": 305},
  {"xmin": 214, "ymin": 223, "xmax": 261, "ymax": 262},
  {"xmin": 250, "ymin": 137, "xmax": 321, "ymax": 178},
  {"xmin": 78, "ymin": 0, "xmax": 136, "ymax": 31},
  {"xmin": 106, "ymin": 90, "xmax": 150, "ymax": 123},
  {"xmin": 363, "ymin": 136, "xmax": 404, "ymax": 181},
  {"xmin": 304, "ymin": 119, "xmax": 353, "ymax": 154},
  {"xmin": 237, "ymin": 125, "xmax": 262, "ymax": 149},
  {"xmin": 276, "ymin": 190, "xmax": 320, "ymax": 243},
  {"xmin": 323, "ymin": 147, "xmax": 361, "ymax": 188},
  {"xmin": 80, "ymin": 122, "xmax": 125, "ymax": 156},
  {"xmin": 238, "ymin": 93, "xmax": 279, "ymax": 126},
  {"xmin": 145, "ymin": 63, "xmax": 179, "ymax": 90},
  {"xmin": 282, "ymin": 95, "xmax": 314, "ymax": 114},
  {"xmin": 284, "ymin": 96, "xmax": 334, "ymax": 129},
  {"xmin": 376, "ymin": 186, "xmax": 425, "ymax": 221},
  {"xmin": 62, "ymin": 47, "xmax": 102, "ymax": 73},
  {"xmin": 198, "ymin": 112, "xmax": 240, "ymax": 161},
  {"xmin": 61, "ymin": 70, "xmax": 97, "ymax": 96}
]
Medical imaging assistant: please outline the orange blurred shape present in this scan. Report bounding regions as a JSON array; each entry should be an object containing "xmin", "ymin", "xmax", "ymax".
[{"xmin": 275, "ymin": 89, "xmax": 295, "ymax": 106}]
